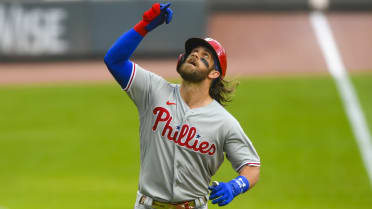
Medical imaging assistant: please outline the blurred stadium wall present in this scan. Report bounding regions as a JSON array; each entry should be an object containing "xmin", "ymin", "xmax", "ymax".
[
  {"xmin": 0, "ymin": 0, "xmax": 207, "ymax": 61},
  {"xmin": 0, "ymin": 0, "xmax": 372, "ymax": 74}
]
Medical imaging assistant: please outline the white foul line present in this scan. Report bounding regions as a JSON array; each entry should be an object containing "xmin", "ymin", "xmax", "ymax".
[{"xmin": 310, "ymin": 11, "xmax": 372, "ymax": 187}]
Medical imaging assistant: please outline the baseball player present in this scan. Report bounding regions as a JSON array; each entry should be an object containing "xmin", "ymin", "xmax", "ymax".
[{"xmin": 104, "ymin": 3, "xmax": 260, "ymax": 209}]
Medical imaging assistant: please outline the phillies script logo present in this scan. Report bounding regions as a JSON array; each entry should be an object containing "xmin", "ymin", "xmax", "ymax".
[{"xmin": 152, "ymin": 107, "xmax": 216, "ymax": 156}]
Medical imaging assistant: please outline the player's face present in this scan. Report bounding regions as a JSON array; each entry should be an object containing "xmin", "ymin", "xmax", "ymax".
[{"xmin": 177, "ymin": 46, "xmax": 215, "ymax": 83}]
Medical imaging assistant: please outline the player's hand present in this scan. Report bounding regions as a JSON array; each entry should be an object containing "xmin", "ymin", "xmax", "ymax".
[
  {"xmin": 134, "ymin": 2, "xmax": 173, "ymax": 36},
  {"xmin": 208, "ymin": 182, "xmax": 236, "ymax": 206},
  {"xmin": 144, "ymin": 3, "xmax": 173, "ymax": 31},
  {"xmin": 209, "ymin": 176, "xmax": 250, "ymax": 206}
]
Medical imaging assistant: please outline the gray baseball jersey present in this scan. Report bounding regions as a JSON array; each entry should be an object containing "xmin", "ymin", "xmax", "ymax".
[{"xmin": 125, "ymin": 63, "xmax": 260, "ymax": 202}]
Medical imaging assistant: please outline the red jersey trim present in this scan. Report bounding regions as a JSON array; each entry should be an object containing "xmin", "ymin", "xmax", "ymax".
[
  {"xmin": 246, "ymin": 163, "xmax": 261, "ymax": 166},
  {"xmin": 124, "ymin": 63, "xmax": 136, "ymax": 91},
  {"xmin": 237, "ymin": 162, "xmax": 261, "ymax": 172}
]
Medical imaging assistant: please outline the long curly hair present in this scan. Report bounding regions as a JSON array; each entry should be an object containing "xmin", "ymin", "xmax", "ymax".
[{"xmin": 209, "ymin": 76, "xmax": 238, "ymax": 107}]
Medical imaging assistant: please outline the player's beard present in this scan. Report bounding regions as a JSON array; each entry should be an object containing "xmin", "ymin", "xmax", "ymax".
[{"xmin": 177, "ymin": 62, "xmax": 211, "ymax": 83}]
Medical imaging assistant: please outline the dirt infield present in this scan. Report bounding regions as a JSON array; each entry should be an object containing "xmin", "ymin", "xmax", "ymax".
[{"xmin": 0, "ymin": 12, "xmax": 371, "ymax": 85}]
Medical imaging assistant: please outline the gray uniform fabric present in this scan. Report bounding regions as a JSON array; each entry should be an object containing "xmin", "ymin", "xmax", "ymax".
[{"xmin": 126, "ymin": 63, "xmax": 260, "ymax": 202}]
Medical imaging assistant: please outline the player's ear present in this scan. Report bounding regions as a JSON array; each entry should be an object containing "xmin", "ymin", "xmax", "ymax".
[{"xmin": 208, "ymin": 69, "xmax": 220, "ymax": 79}]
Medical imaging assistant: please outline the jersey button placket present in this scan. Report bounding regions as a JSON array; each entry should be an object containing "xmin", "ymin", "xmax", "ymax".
[
  {"xmin": 171, "ymin": 111, "xmax": 183, "ymax": 199},
  {"xmin": 172, "ymin": 111, "xmax": 193, "ymax": 199},
  {"xmin": 172, "ymin": 133, "xmax": 180, "ymax": 199}
]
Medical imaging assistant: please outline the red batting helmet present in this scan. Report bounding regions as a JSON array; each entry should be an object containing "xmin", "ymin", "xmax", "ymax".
[{"xmin": 177, "ymin": 37, "xmax": 227, "ymax": 78}]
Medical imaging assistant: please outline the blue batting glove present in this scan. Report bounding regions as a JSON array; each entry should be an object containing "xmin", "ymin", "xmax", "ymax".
[
  {"xmin": 209, "ymin": 176, "xmax": 250, "ymax": 206},
  {"xmin": 162, "ymin": 3, "xmax": 173, "ymax": 24},
  {"xmin": 209, "ymin": 182, "xmax": 234, "ymax": 206},
  {"xmin": 144, "ymin": 3, "xmax": 173, "ymax": 32},
  {"xmin": 134, "ymin": 2, "xmax": 173, "ymax": 36}
]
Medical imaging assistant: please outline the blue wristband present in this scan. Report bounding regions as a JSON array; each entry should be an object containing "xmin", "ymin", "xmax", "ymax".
[{"xmin": 230, "ymin": 176, "xmax": 250, "ymax": 195}]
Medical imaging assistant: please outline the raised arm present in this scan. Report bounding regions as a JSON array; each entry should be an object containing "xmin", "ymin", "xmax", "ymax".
[{"xmin": 104, "ymin": 3, "xmax": 173, "ymax": 89}]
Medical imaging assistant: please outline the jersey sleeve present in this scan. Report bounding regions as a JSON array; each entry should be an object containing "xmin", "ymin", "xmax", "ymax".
[
  {"xmin": 104, "ymin": 29, "xmax": 144, "ymax": 90},
  {"xmin": 125, "ymin": 63, "xmax": 170, "ymax": 112},
  {"xmin": 224, "ymin": 118, "xmax": 261, "ymax": 172}
]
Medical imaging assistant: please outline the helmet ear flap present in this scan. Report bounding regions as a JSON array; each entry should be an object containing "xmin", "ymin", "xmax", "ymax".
[{"xmin": 177, "ymin": 53, "xmax": 186, "ymax": 70}]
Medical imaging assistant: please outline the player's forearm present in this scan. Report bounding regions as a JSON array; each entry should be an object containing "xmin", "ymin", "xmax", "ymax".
[
  {"xmin": 239, "ymin": 165, "xmax": 260, "ymax": 190},
  {"xmin": 103, "ymin": 28, "xmax": 144, "ymax": 89},
  {"xmin": 104, "ymin": 28, "xmax": 143, "ymax": 66}
]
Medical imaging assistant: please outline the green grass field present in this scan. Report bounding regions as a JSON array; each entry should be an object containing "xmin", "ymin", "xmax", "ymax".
[{"xmin": 1, "ymin": 73, "xmax": 372, "ymax": 209}]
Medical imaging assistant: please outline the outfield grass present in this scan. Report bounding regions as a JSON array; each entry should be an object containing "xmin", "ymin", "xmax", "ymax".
[{"xmin": 0, "ymin": 74, "xmax": 371, "ymax": 209}]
